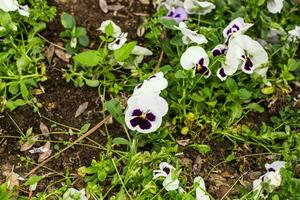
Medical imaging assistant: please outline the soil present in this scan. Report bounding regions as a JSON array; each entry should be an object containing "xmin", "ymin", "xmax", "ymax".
[{"xmin": 0, "ymin": 0, "xmax": 298, "ymax": 199}]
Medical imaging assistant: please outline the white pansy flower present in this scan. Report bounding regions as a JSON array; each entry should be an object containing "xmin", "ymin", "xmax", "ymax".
[
  {"xmin": 63, "ymin": 188, "xmax": 87, "ymax": 200},
  {"xmin": 0, "ymin": 0, "xmax": 29, "ymax": 17},
  {"xmin": 176, "ymin": 22, "xmax": 208, "ymax": 45},
  {"xmin": 180, "ymin": 46, "xmax": 211, "ymax": 78},
  {"xmin": 133, "ymin": 72, "xmax": 168, "ymax": 96},
  {"xmin": 252, "ymin": 161, "xmax": 286, "ymax": 200},
  {"xmin": 184, "ymin": 0, "xmax": 215, "ymax": 15},
  {"xmin": 153, "ymin": 162, "xmax": 180, "ymax": 191},
  {"xmin": 218, "ymin": 34, "xmax": 268, "ymax": 81},
  {"xmin": 288, "ymin": 26, "xmax": 300, "ymax": 41},
  {"xmin": 223, "ymin": 17, "xmax": 253, "ymax": 42},
  {"xmin": 125, "ymin": 94, "xmax": 168, "ymax": 133},
  {"xmin": 97, "ymin": 20, "xmax": 122, "ymax": 38},
  {"xmin": 194, "ymin": 176, "xmax": 210, "ymax": 200},
  {"xmin": 108, "ymin": 32, "xmax": 127, "ymax": 50},
  {"xmin": 267, "ymin": 0, "xmax": 284, "ymax": 14}
]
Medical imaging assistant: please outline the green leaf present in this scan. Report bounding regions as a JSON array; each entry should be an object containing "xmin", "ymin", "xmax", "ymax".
[
  {"xmin": 238, "ymin": 88, "xmax": 252, "ymax": 100},
  {"xmin": 0, "ymin": 183, "xmax": 11, "ymax": 200},
  {"xmin": 79, "ymin": 34, "xmax": 89, "ymax": 47},
  {"xmin": 225, "ymin": 78, "xmax": 238, "ymax": 93},
  {"xmin": 105, "ymin": 22, "xmax": 114, "ymax": 37},
  {"xmin": 104, "ymin": 98, "xmax": 124, "ymax": 125},
  {"xmin": 85, "ymin": 79, "xmax": 100, "ymax": 87},
  {"xmin": 114, "ymin": 41, "xmax": 137, "ymax": 62},
  {"xmin": 79, "ymin": 123, "xmax": 91, "ymax": 135},
  {"xmin": 20, "ymin": 82, "xmax": 29, "ymax": 100},
  {"xmin": 6, "ymin": 99, "xmax": 26, "ymax": 111},
  {"xmin": 246, "ymin": 103, "xmax": 265, "ymax": 113},
  {"xmin": 8, "ymin": 82, "xmax": 19, "ymax": 95},
  {"xmin": 189, "ymin": 144, "xmax": 211, "ymax": 154},
  {"xmin": 25, "ymin": 176, "xmax": 43, "ymax": 186},
  {"xmin": 230, "ymin": 103, "xmax": 243, "ymax": 120},
  {"xmin": 225, "ymin": 153, "xmax": 236, "ymax": 162},
  {"xmin": 73, "ymin": 50, "xmax": 102, "ymax": 67},
  {"xmin": 61, "ymin": 12, "xmax": 75, "ymax": 29},
  {"xmin": 175, "ymin": 70, "xmax": 189, "ymax": 79},
  {"xmin": 113, "ymin": 137, "xmax": 130, "ymax": 146}
]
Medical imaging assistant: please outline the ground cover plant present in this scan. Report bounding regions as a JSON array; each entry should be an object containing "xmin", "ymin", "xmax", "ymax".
[{"xmin": 0, "ymin": 0, "xmax": 300, "ymax": 199}]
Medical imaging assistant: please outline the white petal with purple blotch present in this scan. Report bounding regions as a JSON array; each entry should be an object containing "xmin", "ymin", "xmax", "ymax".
[
  {"xmin": 177, "ymin": 22, "xmax": 208, "ymax": 45},
  {"xmin": 225, "ymin": 35, "xmax": 268, "ymax": 76},
  {"xmin": 163, "ymin": 175, "xmax": 180, "ymax": 191},
  {"xmin": 223, "ymin": 17, "xmax": 253, "ymax": 41},
  {"xmin": 288, "ymin": 26, "xmax": 300, "ymax": 41},
  {"xmin": 180, "ymin": 46, "xmax": 211, "ymax": 78},
  {"xmin": 267, "ymin": 0, "xmax": 284, "ymax": 14},
  {"xmin": 0, "ymin": 0, "xmax": 29, "ymax": 17},
  {"xmin": 160, "ymin": 0, "xmax": 184, "ymax": 10},
  {"xmin": 108, "ymin": 32, "xmax": 127, "ymax": 50},
  {"xmin": 133, "ymin": 72, "xmax": 168, "ymax": 96},
  {"xmin": 97, "ymin": 20, "xmax": 122, "ymax": 38},
  {"xmin": 184, "ymin": 0, "xmax": 215, "ymax": 15},
  {"xmin": 212, "ymin": 44, "xmax": 227, "ymax": 56},
  {"xmin": 153, "ymin": 162, "xmax": 174, "ymax": 179},
  {"xmin": 216, "ymin": 67, "xmax": 227, "ymax": 81},
  {"xmin": 265, "ymin": 161, "xmax": 286, "ymax": 172}
]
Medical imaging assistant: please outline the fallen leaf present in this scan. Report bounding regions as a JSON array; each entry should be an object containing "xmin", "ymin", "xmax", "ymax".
[
  {"xmin": 29, "ymin": 141, "xmax": 51, "ymax": 154},
  {"xmin": 45, "ymin": 44, "xmax": 55, "ymax": 64},
  {"xmin": 139, "ymin": 0, "xmax": 150, "ymax": 4},
  {"xmin": 39, "ymin": 122, "xmax": 50, "ymax": 137},
  {"xmin": 54, "ymin": 49, "xmax": 71, "ymax": 62},
  {"xmin": 176, "ymin": 139, "xmax": 191, "ymax": 146},
  {"xmin": 6, "ymin": 171, "xmax": 20, "ymax": 190},
  {"xmin": 137, "ymin": 26, "xmax": 145, "ymax": 37},
  {"xmin": 20, "ymin": 136, "xmax": 39, "ymax": 152},
  {"xmin": 99, "ymin": 0, "xmax": 108, "ymax": 13},
  {"xmin": 107, "ymin": 4, "xmax": 124, "ymax": 11},
  {"xmin": 75, "ymin": 102, "xmax": 89, "ymax": 118}
]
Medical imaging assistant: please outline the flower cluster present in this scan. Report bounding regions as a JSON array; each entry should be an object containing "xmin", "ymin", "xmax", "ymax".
[
  {"xmin": 162, "ymin": 0, "xmax": 215, "ymax": 23},
  {"xmin": 153, "ymin": 162, "xmax": 210, "ymax": 199},
  {"xmin": 125, "ymin": 72, "xmax": 168, "ymax": 133},
  {"xmin": 0, "ymin": 0, "xmax": 29, "ymax": 17},
  {"xmin": 252, "ymin": 161, "xmax": 285, "ymax": 199}
]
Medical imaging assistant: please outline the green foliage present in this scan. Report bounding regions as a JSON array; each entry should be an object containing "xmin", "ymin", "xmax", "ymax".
[
  {"xmin": 0, "ymin": 1, "xmax": 56, "ymax": 112},
  {"xmin": 0, "ymin": 184, "xmax": 11, "ymax": 200},
  {"xmin": 59, "ymin": 12, "xmax": 89, "ymax": 54}
]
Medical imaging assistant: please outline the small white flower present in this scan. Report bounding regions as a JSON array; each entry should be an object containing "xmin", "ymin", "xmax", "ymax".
[
  {"xmin": 180, "ymin": 46, "xmax": 211, "ymax": 78},
  {"xmin": 97, "ymin": 20, "xmax": 122, "ymax": 38},
  {"xmin": 194, "ymin": 176, "xmax": 210, "ymax": 200},
  {"xmin": 125, "ymin": 94, "xmax": 168, "ymax": 133},
  {"xmin": 153, "ymin": 162, "xmax": 179, "ymax": 191},
  {"xmin": 184, "ymin": 0, "xmax": 215, "ymax": 15},
  {"xmin": 176, "ymin": 22, "xmax": 208, "ymax": 45},
  {"xmin": 108, "ymin": 32, "xmax": 127, "ymax": 50},
  {"xmin": 267, "ymin": 0, "xmax": 284, "ymax": 14},
  {"xmin": 63, "ymin": 188, "xmax": 87, "ymax": 200},
  {"xmin": 223, "ymin": 17, "xmax": 253, "ymax": 42},
  {"xmin": 221, "ymin": 34, "xmax": 268, "ymax": 80},
  {"xmin": 133, "ymin": 72, "xmax": 168, "ymax": 96},
  {"xmin": 252, "ymin": 161, "xmax": 286, "ymax": 199},
  {"xmin": 0, "ymin": 0, "xmax": 29, "ymax": 17},
  {"xmin": 288, "ymin": 26, "xmax": 300, "ymax": 41}
]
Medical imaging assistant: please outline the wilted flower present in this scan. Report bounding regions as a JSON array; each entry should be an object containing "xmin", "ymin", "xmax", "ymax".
[
  {"xmin": 108, "ymin": 32, "xmax": 127, "ymax": 50},
  {"xmin": 183, "ymin": 0, "xmax": 215, "ymax": 15},
  {"xmin": 165, "ymin": 7, "xmax": 188, "ymax": 23},
  {"xmin": 176, "ymin": 22, "xmax": 208, "ymax": 45},
  {"xmin": 223, "ymin": 17, "xmax": 253, "ymax": 43},
  {"xmin": 217, "ymin": 34, "xmax": 268, "ymax": 81},
  {"xmin": 267, "ymin": 28, "xmax": 285, "ymax": 44},
  {"xmin": 194, "ymin": 176, "xmax": 210, "ymax": 200},
  {"xmin": 97, "ymin": 20, "xmax": 121, "ymax": 38},
  {"xmin": 125, "ymin": 94, "xmax": 168, "ymax": 134},
  {"xmin": 180, "ymin": 46, "xmax": 211, "ymax": 78},
  {"xmin": 253, "ymin": 161, "xmax": 285, "ymax": 199},
  {"xmin": 267, "ymin": 0, "xmax": 284, "ymax": 14},
  {"xmin": 63, "ymin": 188, "xmax": 87, "ymax": 200},
  {"xmin": 0, "ymin": 0, "xmax": 29, "ymax": 17},
  {"xmin": 153, "ymin": 162, "xmax": 180, "ymax": 191},
  {"xmin": 212, "ymin": 44, "xmax": 227, "ymax": 57},
  {"xmin": 131, "ymin": 45, "xmax": 153, "ymax": 65},
  {"xmin": 288, "ymin": 26, "xmax": 300, "ymax": 41},
  {"xmin": 133, "ymin": 72, "xmax": 168, "ymax": 96}
]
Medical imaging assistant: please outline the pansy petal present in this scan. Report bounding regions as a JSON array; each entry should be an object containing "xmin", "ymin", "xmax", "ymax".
[
  {"xmin": 267, "ymin": 0, "xmax": 284, "ymax": 14},
  {"xmin": 265, "ymin": 161, "xmax": 286, "ymax": 172},
  {"xmin": 180, "ymin": 46, "xmax": 209, "ymax": 70},
  {"xmin": 0, "ymin": 0, "xmax": 18, "ymax": 12},
  {"xmin": 108, "ymin": 32, "xmax": 127, "ymax": 50},
  {"xmin": 212, "ymin": 44, "xmax": 227, "ymax": 56},
  {"xmin": 162, "ymin": 175, "xmax": 180, "ymax": 191},
  {"xmin": 217, "ymin": 67, "xmax": 227, "ymax": 81},
  {"xmin": 132, "ymin": 45, "xmax": 153, "ymax": 56},
  {"xmin": 97, "ymin": 20, "xmax": 122, "ymax": 37},
  {"xmin": 178, "ymin": 22, "xmax": 208, "ymax": 45},
  {"xmin": 223, "ymin": 44, "xmax": 244, "ymax": 75},
  {"xmin": 153, "ymin": 170, "xmax": 167, "ymax": 179}
]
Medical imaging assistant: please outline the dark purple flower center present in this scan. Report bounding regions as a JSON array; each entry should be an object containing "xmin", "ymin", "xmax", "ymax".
[
  {"xmin": 194, "ymin": 58, "xmax": 209, "ymax": 76},
  {"xmin": 219, "ymin": 68, "xmax": 226, "ymax": 78},
  {"xmin": 242, "ymin": 54, "xmax": 253, "ymax": 71},
  {"xmin": 115, "ymin": 39, "xmax": 120, "ymax": 45},
  {"xmin": 268, "ymin": 168, "xmax": 276, "ymax": 172},
  {"xmin": 130, "ymin": 109, "xmax": 156, "ymax": 130},
  {"xmin": 147, "ymin": 75, "xmax": 157, "ymax": 80},
  {"xmin": 162, "ymin": 167, "xmax": 170, "ymax": 175},
  {"xmin": 226, "ymin": 24, "xmax": 240, "ymax": 36},
  {"xmin": 165, "ymin": 7, "xmax": 187, "ymax": 23},
  {"xmin": 212, "ymin": 49, "xmax": 222, "ymax": 56}
]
